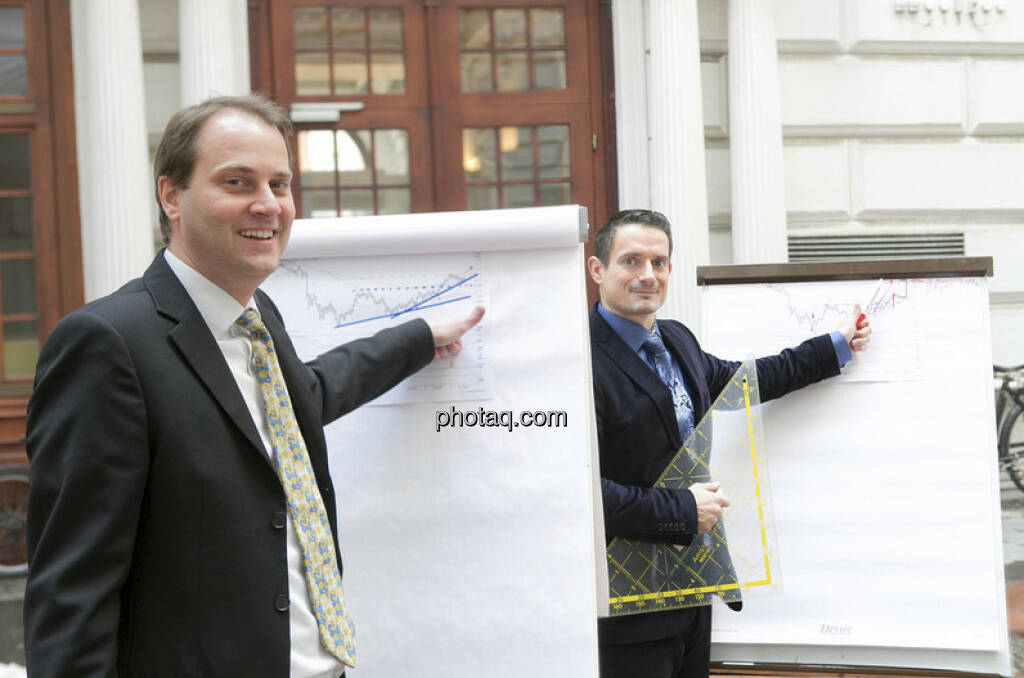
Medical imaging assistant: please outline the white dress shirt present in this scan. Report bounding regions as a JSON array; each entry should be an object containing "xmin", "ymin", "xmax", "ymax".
[{"xmin": 165, "ymin": 250, "xmax": 344, "ymax": 678}]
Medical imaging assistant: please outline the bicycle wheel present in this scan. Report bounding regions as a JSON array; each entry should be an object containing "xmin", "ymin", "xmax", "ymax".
[
  {"xmin": 0, "ymin": 465, "xmax": 28, "ymax": 577},
  {"xmin": 999, "ymin": 403, "xmax": 1024, "ymax": 493}
]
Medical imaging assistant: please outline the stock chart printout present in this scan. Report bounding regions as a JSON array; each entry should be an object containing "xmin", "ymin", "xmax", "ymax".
[
  {"xmin": 263, "ymin": 252, "xmax": 491, "ymax": 405},
  {"xmin": 728, "ymin": 278, "xmax": 924, "ymax": 383},
  {"xmin": 607, "ymin": 359, "xmax": 782, "ymax": 616}
]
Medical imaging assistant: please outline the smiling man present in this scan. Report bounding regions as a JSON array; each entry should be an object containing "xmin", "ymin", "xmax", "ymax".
[
  {"xmin": 24, "ymin": 95, "xmax": 482, "ymax": 678},
  {"xmin": 588, "ymin": 209, "xmax": 869, "ymax": 678}
]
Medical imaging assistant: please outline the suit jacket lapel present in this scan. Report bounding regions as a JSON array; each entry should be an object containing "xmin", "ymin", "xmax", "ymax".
[
  {"xmin": 590, "ymin": 307, "xmax": 682, "ymax": 449},
  {"xmin": 144, "ymin": 254, "xmax": 269, "ymax": 460}
]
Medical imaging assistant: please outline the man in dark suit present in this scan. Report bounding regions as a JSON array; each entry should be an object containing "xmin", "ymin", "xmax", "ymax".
[
  {"xmin": 589, "ymin": 209, "xmax": 870, "ymax": 678},
  {"xmin": 24, "ymin": 94, "xmax": 482, "ymax": 678}
]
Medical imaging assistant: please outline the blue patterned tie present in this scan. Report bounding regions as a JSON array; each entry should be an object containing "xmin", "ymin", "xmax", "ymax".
[
  {"xmin": 237, "ymin": 309, "xmax": 356, "ymax": 667},
  {"xmin": 642, "ymin": 330, "xmax": 695, "ymax": 442}
]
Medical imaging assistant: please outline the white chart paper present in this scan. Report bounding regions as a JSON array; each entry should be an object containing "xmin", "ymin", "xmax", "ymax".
[
  {"xmin": 263, "ymin": 206, "xmax": 604, "ymax": 678},
  {"xmin": 703, "ymin": 276, "xmax": 1009, "ymax": 676}
]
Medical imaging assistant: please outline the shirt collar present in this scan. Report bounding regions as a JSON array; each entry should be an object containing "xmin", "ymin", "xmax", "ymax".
[
  {"xmin": 597, "ymin": 302, "xmax": 660, "ymax": 354},
  {"xmin": 163, "ymin": 249, "xmax": 257, "ymax": 338}
]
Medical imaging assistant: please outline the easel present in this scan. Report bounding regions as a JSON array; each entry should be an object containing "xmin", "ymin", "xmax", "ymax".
[{"xmin": 697, "ymin": 257, "xmax": 1008, "ymax": 678}]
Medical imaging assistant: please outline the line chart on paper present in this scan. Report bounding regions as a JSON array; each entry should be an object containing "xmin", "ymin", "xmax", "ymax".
[
  {"xmin": 262, "ymin": 252, "xmax": 491, "ymax": 405},
  {"xmin": 709, "ymin": 280, "xmax": 924, "ymax": 383}
]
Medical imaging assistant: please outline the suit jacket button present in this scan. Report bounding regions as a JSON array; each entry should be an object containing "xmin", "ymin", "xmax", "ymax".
[
  {"xmin": 275, "ymin": 594, "xmax": 290, "ymax": 612},
  {"xmin": 272, "ymin": 512, "xmax": 286, "ymax": 529}
]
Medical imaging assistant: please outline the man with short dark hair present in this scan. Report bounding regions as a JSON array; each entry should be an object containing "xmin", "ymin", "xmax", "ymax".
[
  {"xmin": 24, "ymin": 94, "xmax": 482, "ymax": 678},
  {"xmin": 589, "ymin": 209, "xmax": 869, "ymax": 678}
]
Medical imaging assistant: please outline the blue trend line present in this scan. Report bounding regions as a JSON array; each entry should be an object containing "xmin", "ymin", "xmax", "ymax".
[
  {"xmin": 335, "ymin": 280, "xmax": 479, "ymax": 329},
  {"xmin": 393, "ymin": 273, "xmax": 478, "ymax": 318}
]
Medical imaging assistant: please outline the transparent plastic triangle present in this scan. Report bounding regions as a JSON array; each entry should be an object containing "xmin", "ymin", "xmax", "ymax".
[{"xmin": 606, "ymin": 358, "xmax": 782, "ymax": 616}]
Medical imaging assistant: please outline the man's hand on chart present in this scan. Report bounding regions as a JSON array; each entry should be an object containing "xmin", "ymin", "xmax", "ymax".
[
  {"xmin": 691, "ymin": 481, "xmax": 731, "ymax": 535},
  {"xmin": 427, "ymin": 306, "xmax": 485, "ymax": 360},
  {"xmin": 838, "ymin": 303, "xmax": 871, "ymax": 352}
]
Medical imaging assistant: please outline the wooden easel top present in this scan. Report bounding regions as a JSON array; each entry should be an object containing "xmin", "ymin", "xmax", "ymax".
[{"xmin": 697, "ymin": 257, "xmax": 994, "ymax": 286}]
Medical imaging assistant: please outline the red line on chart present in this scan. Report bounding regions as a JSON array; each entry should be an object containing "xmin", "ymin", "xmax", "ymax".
[{"xmin": 889, "ymin": 280, "xmax": 908, "ymax": 311}]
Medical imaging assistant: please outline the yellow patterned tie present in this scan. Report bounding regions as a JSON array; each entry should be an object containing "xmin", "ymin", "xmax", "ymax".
[{"xmin": 237, "ymin": 308, "xmax": 356, "ymax": 667}]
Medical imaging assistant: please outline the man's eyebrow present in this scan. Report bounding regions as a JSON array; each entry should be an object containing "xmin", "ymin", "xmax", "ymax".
[
  {"xmin": 215, "ymin": 164, "xmax": 292, "ymax": 179},
  {"xmin": 216, "ymin": 164, "xmax": 257, "ymax": 174},
  {"xmin": 617, "ymin": 250, "xmax": 661, "ymax": 258}
]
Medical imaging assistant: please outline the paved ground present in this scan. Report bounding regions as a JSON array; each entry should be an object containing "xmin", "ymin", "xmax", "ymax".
[
  {"xmin": 0, "ymin": 575, "xmax": 24, "ymax": 667},
  {"xmin": 2, "ymin": 478, "xmax": 1024, "ymax": 675},
  {"xmin": 1000, "ymin": 474, "xmax": 1024, "ymax": 677}
]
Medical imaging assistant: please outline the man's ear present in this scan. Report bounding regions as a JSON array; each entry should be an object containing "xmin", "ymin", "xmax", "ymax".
[
  {"xmin": 157, "ymin": 176, "xmax": 182, "ymax": 225},
  {"xmin": 586, "ymin": 255, "xmax": 604, "ymax": 285}
]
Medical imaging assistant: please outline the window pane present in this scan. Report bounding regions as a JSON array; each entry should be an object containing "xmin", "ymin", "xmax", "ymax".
[
  {"xmin": 0, "ymin": 136, "xmax": 29, "ymax": 191},
  {"xmin": 295, "ymin": 52, "xmax": 330, "ymax": 95},
  {"xmin": 369, "ymin": 8, "xmax": 402, "ymax": 50},
  {"xmin": 3, "ymin": 320, "xmax": 37, "ymax": 379},
  {"xmin": 339, "ymin": 188, "xmax": 374, "ymax": 217},
  {"xmin": 460, "ymin": 53, "xmax": 492, "ymax": 92},
  {"xmin": 0, "ymin": 7, "xmax": 25, "ymax": 49},
  {"xmin": 539, "ymin": 181, "xmax": 571, "ymax": 206},
  {"xmin": 500, "ymin": 127, "xmax": 532, "ymax": 181},
  {"xmin": 374, "ymin": 130, "xmax": 409, "ymax": 185},
  {"xmin": 301, "ymin": 190, "xmax": 337, "ymax": 218},
  {"xmin": 494, "ymin": 9, "xmax": 526, "ymax": 48},
  {"xmin": 462, "ymin": 129, "xmax": 496, "ymax": 181},
  {"xmin": 294, "ymin": 7, "xmax": 328, "ymax": 50},
  {"xmin": 333, "ymin": 53, "xmax": 368, "ymax": 95},
  {"xmin": 496, "ymin": 52, "xmax": 528, "ymax": 92},
  {"xmin": 534, "ymin": 50, "xmax": 566, "ymax": 90},
  {"xmin": 2, "ymin": 259, "xmax": 35, "ymax": 314},
  {"xmin": 459, "ymin": 9, "xmax": 490, "ymax": 49},
  {"xmin": 332, "ymin": 8, "xmax": 366, "ymax": 50},
  {"xmin": 370, "ymin": 53, "xmax": 405, "ymax": 95},
  {"xmin": 530, "ymin": 8, "xmax": 565, "ymax": 47},
  {"xmin": 0, "ymin": 198, "xmax": 33, "ymax": 251},
  {"xmin": 297, "ymin": 130, "xmax": 336, "ymax": 188},
  {"xmin": 377, "ymin": 188, "xmax": 410, "ymax": 215},
  {"xmin": 538, "ymin": 125, "xmax": 570, "ymax": 178},
  {"xmin": 337, "ymin": 130, "xmax": 372, "ymax": 186},
  {"xmin": 466, "ymin": 185, "xmax": 498, "ymax": 211},
  {"xmin": 0, "ymin": 56, "xmax": 28, "ymax": 97},
  {"xmin": 504, "ymin": 184, "xmax": 535, "ymax": 208}
]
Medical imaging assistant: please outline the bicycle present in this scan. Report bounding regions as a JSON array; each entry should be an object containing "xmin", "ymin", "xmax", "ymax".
[
  {"xmin": 0, "ymin": 464, "xmax": 28, "ymax": 577},
  {"xmin": 995, "ymin": 364, "xmax": 1024, "ymax": 493}
]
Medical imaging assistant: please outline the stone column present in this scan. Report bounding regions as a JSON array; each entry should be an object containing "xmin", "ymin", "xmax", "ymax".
[
  {"xmin": 646, "ymin": 0, "xmax": 711, "ymax": 331},
  {"xmin": 612, "ymin": 0, "xmax": 649, "ymax": 209},
  {"xmin": 71, "ymin": 0, "xmax": 155, "ymax": 301},
  {"xmin": 179, "ymin": 0, "xmax": 251, "ymax": 105},
  {"xmin": 728, "ymin": 0, "xmax": 788, "ymax": 263}
]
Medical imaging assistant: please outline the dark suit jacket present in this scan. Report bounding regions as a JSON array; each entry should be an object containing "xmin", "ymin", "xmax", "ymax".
[
  {"xmin": 591, "ymin": 304, "xmax": 839, "ymax": 644},
  {"xmin": 24, "ymin": 254, "xmax": 435, "ymax": 677}
]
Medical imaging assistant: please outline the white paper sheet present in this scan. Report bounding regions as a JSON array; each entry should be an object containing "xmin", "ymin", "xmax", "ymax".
[
  {"xmin": 263, "ymin": 207, "xmax": 604, "ymax": 677},
  {"xmin": 703, "ymin": 278, "xmax": 1008, "ymax": 672}
]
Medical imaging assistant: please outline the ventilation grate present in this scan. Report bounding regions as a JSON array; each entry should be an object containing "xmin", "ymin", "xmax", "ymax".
[{"xmin": 787, "ymin": 233, "xmax": 964, "ymax": 262}]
